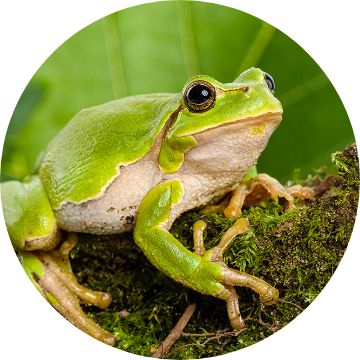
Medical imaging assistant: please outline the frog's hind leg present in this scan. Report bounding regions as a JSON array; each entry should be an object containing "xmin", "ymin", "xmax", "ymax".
[
  {"xmin": 21, "ymin": 233, "xmax": 115, "ymax": 345},
  {"xmin": 38, "ymin": 233, "xmax": 112, "ymax": 309},
  {"xmin": 201, "ymin": 196, "xmax": 230, "ymax": 216},
  {"xmin": 224, "ymin": 174, "xmax": 315, "ymax": 218},
  {"xmin": 2, "ymin": 177, "xmax": 115, "ymax": 344}
]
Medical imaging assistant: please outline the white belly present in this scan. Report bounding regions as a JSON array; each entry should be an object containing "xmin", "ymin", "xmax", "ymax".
[{"xmin": 55, "ymin": 152, "xmax": 163, "ymax": 235}]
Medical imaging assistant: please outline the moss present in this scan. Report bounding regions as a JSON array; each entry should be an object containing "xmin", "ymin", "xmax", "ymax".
[{"xmin": 71, "ymin": 144, "xmax": 358, "ymax": 359}]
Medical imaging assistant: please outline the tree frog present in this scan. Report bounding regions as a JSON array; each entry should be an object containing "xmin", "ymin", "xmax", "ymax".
[{"xmin": 1, "ymin": 68, "xmax": 313, "ymax": 345}]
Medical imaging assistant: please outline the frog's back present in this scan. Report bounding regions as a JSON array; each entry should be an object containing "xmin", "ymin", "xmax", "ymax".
[{"xmin": 38, "ymin": 94, "xmax": 180, "ymax": 210}]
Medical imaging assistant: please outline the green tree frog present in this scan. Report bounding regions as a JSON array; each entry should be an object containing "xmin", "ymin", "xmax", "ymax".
[{"xmin": 1, "ymin": 68, "xmax": 313, "ymax": 345}]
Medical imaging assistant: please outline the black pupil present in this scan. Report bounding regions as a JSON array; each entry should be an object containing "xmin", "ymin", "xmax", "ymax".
[{"xmin": 188, "ymin": 85, "xmax": 211, "ymax": 104}]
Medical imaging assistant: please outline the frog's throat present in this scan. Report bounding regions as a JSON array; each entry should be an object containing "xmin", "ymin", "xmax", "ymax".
[{"xmin": 158, "ymin": 111, "xmax": 282, "ymax": 175}]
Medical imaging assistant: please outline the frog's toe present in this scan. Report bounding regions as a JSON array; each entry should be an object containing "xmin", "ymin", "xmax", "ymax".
[
  {"xmin": 220, "ymin": 285, "xmax": 245, "ymax": 330},
  {"xmin": 287, "ymin": 184, "xmax": 315, "ymax": 200},
  {"xmin": 223, "ymin": 185, "xmax": 249, "ymax": 219},
  {"xmin": 201, "ymin": 196, "xmax": 230, "ymax": 215},
  {"xmin": 244, "ymin": 174, "xmax": 294, "ymax": 208},
  {"xmin": 90, "ymin": 291, "xmax": 112, "ymax": 309},
  {"xmin": 244, "ymin": 174, "xmax": 315, "ymax": 210},
  {"xmin": 259, "ymin": 286, "xmax": 279, "ymax": 305},
  {"xmin": 222, "ymin": 267, "xmax": 278, "ymax": 305},
  {"xmin": 38, "ymin": 233, "xmax": 113, "ymax": 309},
  {"xmin": 194, "ymin": 218, "xmax": 279, "ymax": 330},
  {"xmin": 38, "ymin": 261, "xmax": 115, "ymax": 345},
  {"xmin": 223, "ymin": 174, "xmax": 315, "ymax": 218}
]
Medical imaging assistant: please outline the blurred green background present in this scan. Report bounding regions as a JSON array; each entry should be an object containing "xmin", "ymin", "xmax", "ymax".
[{"xmin": 1, "ymin": 0, "xmax": 354, "ymax": 182}]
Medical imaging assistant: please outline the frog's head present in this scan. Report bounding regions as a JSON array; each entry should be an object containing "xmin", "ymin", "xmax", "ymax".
[{"xmin": 159, "ymin": 68, "xmax": 283, "ymax": 175}]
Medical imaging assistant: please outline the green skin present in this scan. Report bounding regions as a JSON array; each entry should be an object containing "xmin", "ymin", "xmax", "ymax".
[{"xmin": 2, "ymin": 68, "xmax": 283, "ymax": 344}]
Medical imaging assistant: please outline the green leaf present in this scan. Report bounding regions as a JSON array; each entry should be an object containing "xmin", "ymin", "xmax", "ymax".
[{"xmin": 2, "ymin": 1, "xmax": 354, "ymax": 181}]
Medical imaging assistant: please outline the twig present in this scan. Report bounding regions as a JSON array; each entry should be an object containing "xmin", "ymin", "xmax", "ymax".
[
  {"xmin": 167, "ymin": 329, "xmax": 245, "ymax": 358},
  {"xmin": 182, "ymin": 330, "xmax": 229, "ymax": 337},
  {"xmin": 182, "ymin": 328, "xmax": 243, "ymax": 338},
  {"xmin": 244, "ymin": 304, "xmax": 279, "ymax": 334},
  {"xmin": 277, "ymin": 298, "xmax": 304, "ymax": 311},
  {"xmin": 199, "ymin": 330, "xmax": 245, "ymax": 346},
  {"xmin": 152, "ymin": 303, "xmax": 196, "ymax": 358}
]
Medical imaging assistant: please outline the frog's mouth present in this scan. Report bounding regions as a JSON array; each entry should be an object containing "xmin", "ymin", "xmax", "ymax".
[
  {"xmin": 191, "ymin": 111, "xmax": 282, "ymax": 136},
  {"xmin": 239, "ymin": 111, "xmax": 283, "ymax": 130},
  {"xmin": 234, "ymin": 111, "xmax": 282, "ymax": 125}
]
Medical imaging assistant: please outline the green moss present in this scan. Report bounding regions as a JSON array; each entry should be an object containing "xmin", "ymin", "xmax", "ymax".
[{"xmin": 71, "ymin": 144, "xmax": 358, "ymax": 359}]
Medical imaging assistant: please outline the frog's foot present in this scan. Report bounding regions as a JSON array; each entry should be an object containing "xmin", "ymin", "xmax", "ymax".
[
  {"xmin": 192, "ymin": 218, "xmax": 279, "ymax": 330},
  {"xmin": 224, "ymin": 174, "xmax": 315, "ymax": 218},
  {"xmin": 21, "ymin": 233, "xmax": 115, "ymax": 345}
]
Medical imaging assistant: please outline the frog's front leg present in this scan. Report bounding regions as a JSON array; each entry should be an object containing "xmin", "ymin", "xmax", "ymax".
[
  {"xmin": 2, "ymin": 177, "xmax": 115, "ymax": 345},
  {"xmin": 192, "ymin": 218, "xmax": 278, "ymax": 329},
  {"xmin": 134, "ymin": 180, "xmax": 279, "ymax": 330},
  {"xmin": 224, "ymin": 173, "xmax": 315, "ymax": 218}
]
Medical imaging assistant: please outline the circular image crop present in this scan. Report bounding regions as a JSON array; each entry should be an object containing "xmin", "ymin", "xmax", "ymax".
[{"xmin": 1, "ymin": 1, "xmax": 357, "ymax": 359}]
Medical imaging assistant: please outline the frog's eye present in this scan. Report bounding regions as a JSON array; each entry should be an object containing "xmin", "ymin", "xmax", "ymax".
[
  {"xmin": 263, "ymin": 72, "xmax": 275, "ymax": 92},
  {"xmin": 183, "ymin": 81, "xmax": 216, "ymax": 112}
]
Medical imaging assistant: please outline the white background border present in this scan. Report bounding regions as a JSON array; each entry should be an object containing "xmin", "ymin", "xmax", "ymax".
[{"xmin": 0, "ymin": 1, "xmax": 359, "ymax": 359}]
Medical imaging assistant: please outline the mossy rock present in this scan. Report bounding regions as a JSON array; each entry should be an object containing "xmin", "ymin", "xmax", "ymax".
[{"xmin": 71, "ymin": 144, "xmax": 358, "ymax": 359}]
